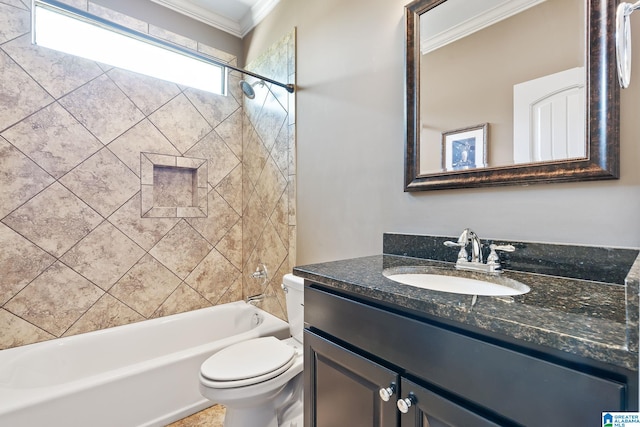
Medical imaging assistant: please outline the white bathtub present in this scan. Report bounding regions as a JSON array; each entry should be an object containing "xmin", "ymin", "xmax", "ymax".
[{"xmin": 0, "ymin": 301, "xmax": 290, "ymax": 427}]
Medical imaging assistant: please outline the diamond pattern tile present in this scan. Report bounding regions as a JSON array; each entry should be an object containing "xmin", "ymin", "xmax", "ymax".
[
  {"xmin": 148, "ymin": 93, "xmax": 212, "ymax": 154},
  {"xmin": 186, "ymin": 130, "xmax": 240, "ymax": 188},
  {"xmin": 242, "ymin": 163, "xmax": 255, "ymax": 214},
  {"xmin": 0, "ymin": 50, "xmax": 53, "ymax": 133},
  {"xmin": 215, "ymin": 220, "xmax": 243, "ymax": 269},
  {"xmin": 242, "ymin": 127, "xmax": 269, "ymax": 186},
  {"xmin": 0, "ymin": 2, "xmax": 29, "ymax": 45},
  {"xmin": 258, "ymin": 280, "xmax": 286, "ymax": 321},
  {"xmin": 242, "ymin": 190, "xmax": 269, "ymax": 261},
  {"xmin": 239, "ymin": 29, "xmax": 297, "ymax": 303},
  {"xmin": 187, "ymin": 190, "xmax": 240, "ymax": 246},
  {"xmin": 5, "ymin": 261, "xmax": 103, "ymax": 337},
  {"xmin": 0, "ymin": 309, "xmax": 53, "ymax": 351},
  {"xmin": 218, "ymin": 277, "xmax": 243, "ymax": 304},
  {"xmin": 59, "ymin": 148, "xmax": 140, "ymax": 217},
  {"xmin": 255, "ymin": 154, "xmax": 287, "ymax": 217},
  {"xmin": 185, "ymin": 249, "xmax": 240, "ymax": 304},
  {"xmin": 215, "ymin": 164, "xmax": 243, "ymax": 215},
  {"xmin": 271, "ymin": 122, "xmax": 290, "ymax": 176},
  {"xmin": 215, "ymin": 108, "xmax": 243, "ymax": 160},
  {"xmin": 244, "ymin": 223, "xmax": 287, "ymax": 298},
  {"xmin": 270, "ymin": 186, "xmax": 290, "ymax": 251},
  {"xmin": 151, "ymin": 283, "xmax": 211, "ymax": 319},
  {"xmin": 2, "ymin": 102, "xmax": 103, "ymax": 179},
  {"xmin": 2, "ymin": 34, "xmax": 104, "ymax": 99},
  {"xmin": 0, "ymin": 223, "xmax": 55, "ymax": 305},
  {"xmin": 149, "ymin": 221, "xmax": 213, "ymax": 279},
  {"xmin": 108, "ymin": 119, "xmax": 180, "ymax": 177},
  {"xmin": 64, "ymin": 294, "xmax": 144, "ymax": 337},
  {"xmin": 184, "ymin": 87, "xmax": 240, "ymax": 129},
  {"xmin": 254, "ymin": 91, "xmax": 288, "ymax": 152},
  {"xmin": 108, "ymin": 192, "xmax": 180, "ymax": 251},
  {"xmin": 0, "ymin": 137, "xmax": 55, "ymax": 219},
  {"xmin": 109, "ymin": 254, "xmax": 182, "ymax": 318},
  {"xmin": 2, "ymin": 182, "xmax": 102, "ymax": 257},
  {"xmin": 61, "ymin": 221, "xmax": 145, "ymax": 290},
  {"xmin": 59, "ymin": 74, "xmax": 144, "ymax": 144},
  {"xmin": 214, "ymin": 108, "xmax": 243, "ymax": 159},
  {"xmin": 107, "ymin": 68, "xmax": 181, "ymax": 116}
]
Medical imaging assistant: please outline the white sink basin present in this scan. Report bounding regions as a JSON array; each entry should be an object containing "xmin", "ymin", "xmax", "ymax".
[{"xmin": 385, "ymin": 271, "xmax": 530, "ymax": 296}]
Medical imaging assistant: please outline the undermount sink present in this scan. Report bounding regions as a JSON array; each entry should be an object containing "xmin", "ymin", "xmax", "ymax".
[{"xmin": 383, "ymin": 268, "xmax": 530, "ymax": 296}]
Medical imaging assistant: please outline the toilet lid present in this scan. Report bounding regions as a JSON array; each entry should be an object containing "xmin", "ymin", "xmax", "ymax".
[{"xmin": 201, "ymin": 337, "xmax": 295, "ymax": 383}]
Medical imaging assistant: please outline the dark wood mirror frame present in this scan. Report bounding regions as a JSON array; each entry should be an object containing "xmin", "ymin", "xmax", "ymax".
[{"xmin": 404, "ymin": 0, "xmax": 620, "ymax": 191}]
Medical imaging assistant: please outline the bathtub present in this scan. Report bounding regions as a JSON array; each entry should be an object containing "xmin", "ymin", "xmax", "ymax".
[{"xmin": 0, "ymin": 301, "xmax": 290, "ymax": 427}]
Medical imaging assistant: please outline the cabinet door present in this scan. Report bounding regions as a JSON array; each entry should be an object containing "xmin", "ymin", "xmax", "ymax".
[
  {"xmin": 304, "ymin": 330, "xmax": 399, "ymax": 427},
  {"xmin": 398, "ymin": 378, "xmax": 502, "ymax": 427}
]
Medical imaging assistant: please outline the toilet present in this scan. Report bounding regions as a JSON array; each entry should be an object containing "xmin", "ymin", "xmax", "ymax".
[{"xmin": 199, "ymin": 274, "xmax": 304, "ymax": 427}]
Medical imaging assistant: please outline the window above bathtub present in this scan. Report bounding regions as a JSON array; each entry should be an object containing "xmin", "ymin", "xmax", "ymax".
[{"xmin": 32, "ymin": 0, "xmax": 227, "ymax": 95}]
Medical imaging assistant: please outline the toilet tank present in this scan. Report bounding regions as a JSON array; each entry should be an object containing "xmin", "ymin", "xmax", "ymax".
[{"xmin": 282, "ymin": 274, "xmax": 304, "ymax": 343}]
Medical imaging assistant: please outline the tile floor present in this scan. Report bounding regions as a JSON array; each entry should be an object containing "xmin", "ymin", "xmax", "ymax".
[{"xmin": 168, "ymin": 404, "xmax": 225, "ymax": 427}]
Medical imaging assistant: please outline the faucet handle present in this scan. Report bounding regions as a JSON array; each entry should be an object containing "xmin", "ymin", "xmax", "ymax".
[
  {"xmin": 490, "ymin": 244, "xmax": 515, "ymax": 253},
  {"xmin": 487, "ymin": 244, "xmax": 515, "ymax": 267},
  {"xmin": 444, "ymin": 240, "xmax": 468, "ymax": 261}
]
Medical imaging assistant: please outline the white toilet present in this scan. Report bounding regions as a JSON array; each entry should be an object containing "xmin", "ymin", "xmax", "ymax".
[{"xmin": 199, "ymin": 274, "xmax": 304, "ymax": 427}]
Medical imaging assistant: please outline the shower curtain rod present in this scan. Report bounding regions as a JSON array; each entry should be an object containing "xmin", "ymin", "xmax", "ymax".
[
  {"xmin": 33, "ymin": 0, "xmax": 295, "ymax": 94},
  {"xmin": 225, "ymin": 63, "xmax": 295, "ymax": 93}
]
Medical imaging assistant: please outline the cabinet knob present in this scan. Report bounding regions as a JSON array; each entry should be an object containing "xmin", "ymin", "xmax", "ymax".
[
  {"xmin": 397, "ymin": 393, "xmax": 417, "ymax": 414},
  {"xmin": 378, "ymin": 383, "xmax": 396, "ymax": 402}
]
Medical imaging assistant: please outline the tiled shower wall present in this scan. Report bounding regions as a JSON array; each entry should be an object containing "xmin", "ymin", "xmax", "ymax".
[
  {"xmin": 242, "ymin": 30, "xmax": 296, "ymax": 320},
  {"xmin": 0, "ymin": 0, "xmax": 296, "ymax": 350}
]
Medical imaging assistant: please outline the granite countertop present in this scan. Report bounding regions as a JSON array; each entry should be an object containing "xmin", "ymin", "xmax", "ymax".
[{"xmin": 294, "ymin": 253, "xmax": 640, "ymax": 371}]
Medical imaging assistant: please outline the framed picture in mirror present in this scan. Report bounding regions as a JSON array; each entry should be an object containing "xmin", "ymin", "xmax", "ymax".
[{"xmin": 441, "ymin": 123, "xmax": 488, "ymax": 171}]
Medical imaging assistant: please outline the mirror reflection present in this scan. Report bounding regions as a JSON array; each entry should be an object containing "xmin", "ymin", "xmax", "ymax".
[{"xmin": 418, "ymin": 0, "xmax": 586, "ymax": 175}]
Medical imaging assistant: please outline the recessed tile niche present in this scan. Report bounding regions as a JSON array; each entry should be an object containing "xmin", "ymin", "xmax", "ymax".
[{"xmin": 140, "ymin": 152, "xmax": 207, "ymax": 218}]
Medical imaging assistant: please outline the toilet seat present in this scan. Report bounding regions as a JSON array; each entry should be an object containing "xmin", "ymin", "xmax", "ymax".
[{"xmin": 200, "ymin": 336, "xmax": 296, "ymax": 388}]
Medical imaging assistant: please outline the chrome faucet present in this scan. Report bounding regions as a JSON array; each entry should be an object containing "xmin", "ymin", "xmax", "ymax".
[
  {"xmin": 444, "ymin": 229, "xmax": 515, "ymax": 273},
  {"xmin": 444, "ymin": 228, "xmax": 482, "ymax": 263},
  {"xmin": 246, "ymin": 263, "xmax": 268, "ymax": 306}
]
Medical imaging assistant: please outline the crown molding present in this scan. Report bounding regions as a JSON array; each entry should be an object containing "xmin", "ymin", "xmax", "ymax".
[
  {"xmin": 420, "ymin": 0, "xmax": 545, "ymax": 55},
  {"xmin": 150, "ymin": 0, "xmax": 280, "ymax": 39},
  {"xmin": 240, "ymin": 0, "xmax": 280, "ymax": 37}
]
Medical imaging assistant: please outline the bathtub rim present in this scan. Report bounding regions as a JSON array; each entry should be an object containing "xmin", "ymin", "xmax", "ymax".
[{"xmin": 0, "ymin": 301, "xmax": 289, "ymax": 417}]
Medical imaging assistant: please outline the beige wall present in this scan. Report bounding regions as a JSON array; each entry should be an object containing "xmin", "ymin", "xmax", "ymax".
[{"xmin": 245, "ymin": 0, "xmax": 640, "ymax": 265}]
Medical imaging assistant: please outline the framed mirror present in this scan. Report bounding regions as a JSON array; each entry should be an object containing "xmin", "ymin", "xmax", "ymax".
[{"xmin": 404, "ymin": 0, "xmax": 619, "ymax": 191}]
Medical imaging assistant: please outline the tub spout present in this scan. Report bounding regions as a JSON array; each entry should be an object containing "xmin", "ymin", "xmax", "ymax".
[{"xmin": 246, "ymin": 294, "xmax": 265, "ymax": 306}]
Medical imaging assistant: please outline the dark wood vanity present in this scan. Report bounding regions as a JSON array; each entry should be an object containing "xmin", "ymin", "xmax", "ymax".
[
  {"xmin": 297, "ymin": 235, "xmax": 639, "ymax": 427},
  {"xmin": 304, "ymin": 284, "xmax": 635, "ymax": 426}
]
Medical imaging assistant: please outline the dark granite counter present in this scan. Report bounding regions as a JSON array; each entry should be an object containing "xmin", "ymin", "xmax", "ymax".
[{"xmin": 294, "ymin": 251, "xmax": 640, "ymax": 371}]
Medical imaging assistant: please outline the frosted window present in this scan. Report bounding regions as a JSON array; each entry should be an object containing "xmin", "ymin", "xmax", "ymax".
[{"xmin": 33, "ymin": 2, "xmax": 226, "ymax": 95}]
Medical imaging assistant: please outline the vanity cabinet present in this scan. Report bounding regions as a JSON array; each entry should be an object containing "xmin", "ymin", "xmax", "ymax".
[
  {"xmin": 305, "ymin": 330, "xmax": 499, "ymax": 427},
  {"xmin": 304, "ymin": 284, "xmax": 636, "ymax": 427},
  {"xmin": 304, "ymin": 330, "xmax": 398, "ymax": 426}
]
